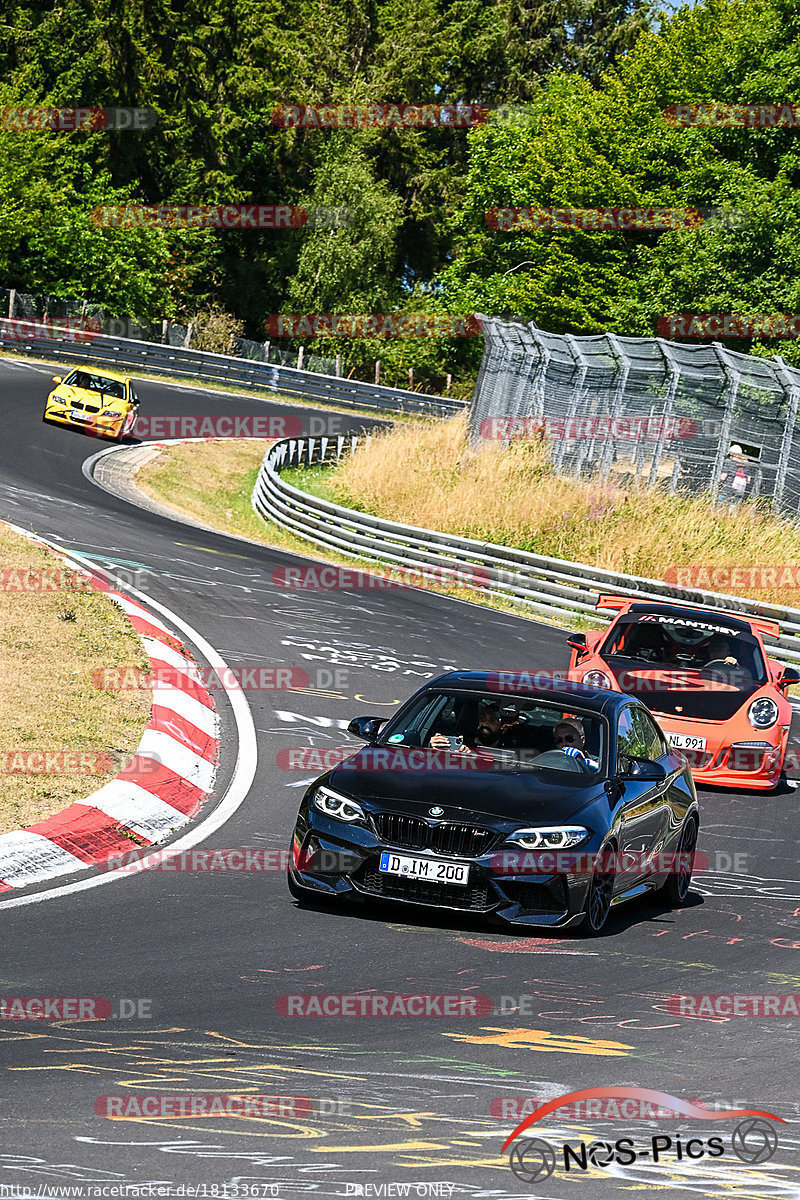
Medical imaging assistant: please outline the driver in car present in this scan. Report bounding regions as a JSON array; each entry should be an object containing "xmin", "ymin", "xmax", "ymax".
[
  {"xmin": 695, "ymin": 635, "xmax": 738, "ymax": 668},
  {"xmin": 430, "ymin": 701, "xmax": 521, "ymax": 754}
]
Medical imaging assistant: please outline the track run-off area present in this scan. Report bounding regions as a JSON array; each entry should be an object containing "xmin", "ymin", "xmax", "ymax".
[{"xmin": 1, "ymin": 356, "xmax": 799, "ymax": 1200}]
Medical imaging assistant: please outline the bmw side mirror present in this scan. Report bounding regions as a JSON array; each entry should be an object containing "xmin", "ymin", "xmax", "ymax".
[
  {"xmin": 347, "ymin": 716, "xmax": 385, "ymax": 743},
  {"xmin": 567, "ymin": 633, "xmax": 587, "ymax": 652},
  {"xmin": 624, "ymin": 757, "xmax": 667, "ymax": 782},
  {"xmin": 52, "ymin": 376, "xmax": 62, "ymax": 384},
  {"xmin": 777, "ymin": 667, "xmax": 800, "ymax": 692}
]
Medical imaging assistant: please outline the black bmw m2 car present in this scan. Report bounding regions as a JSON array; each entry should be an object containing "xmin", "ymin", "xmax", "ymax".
[{"xmin": 287, "ymin": 672, "xmax": 699, "ymax": 934}]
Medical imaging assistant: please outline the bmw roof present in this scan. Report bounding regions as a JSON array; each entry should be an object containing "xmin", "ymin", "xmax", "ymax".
[{"xmin": 421, "ymin": 670, "xmax": 632, "ymax": 715}]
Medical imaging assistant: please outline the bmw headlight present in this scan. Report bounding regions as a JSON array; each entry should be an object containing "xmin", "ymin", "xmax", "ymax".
[
  {"xmin": 583, "ymin": 669, "xmax": 612, "ymax": 690},
  {"xmin": 748, "ymin": 697, "xmax": 779, "ymax": 729},
  {"xmin": 100, "ymin": 408, "xmax": 120, "ymax": 416},
  {"xmin": 507, "ymin": 825, "xmax": 589, "ymax": 850},
  {"xmin": 312, "ymin": 786, "xmax": 365, "ymax": 823}
]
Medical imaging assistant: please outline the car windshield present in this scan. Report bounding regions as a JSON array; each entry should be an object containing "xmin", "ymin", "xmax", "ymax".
[
  {"xmin": 600, "ymin": 614, "xmax": 767, "ymax": 686},
  {"xmin": 377, "ymin": 689, "xmax": 605, "ymax": 774},
  {"xmin": 64, "ymin": 370, "xmax": 126, "ymax": 399}
]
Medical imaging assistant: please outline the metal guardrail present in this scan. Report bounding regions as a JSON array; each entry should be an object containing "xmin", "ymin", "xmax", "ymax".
[
  {"xmin": 0, "ymin": 324, "xmax": 465, "ymax": 419},
  {"xmin": 252, "ymin": 435, "xmax": 800, "ymax": 666}
]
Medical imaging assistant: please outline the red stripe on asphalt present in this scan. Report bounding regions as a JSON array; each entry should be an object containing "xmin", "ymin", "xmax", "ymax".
[
  {"xmin": 0, "ymin": 880, "xmax": 11, "ymax": 891},
  {"xmin": 121, "ymin": 758, "xmax": 208, "ymax": 816},
  {"xmin": 153, "ymin": 672, "xmax": 214, "ymax": 705},
  {"xmin": 127, "ymin": 615, "xmax": 184, "ymax": 652},
  {"xmin": 149, "ymin": 706, "xmax": 219, "ymax": 763},
  {"xmin": 147, "ymin": 663, "xmax": 215, "ymax": 710},
  {"xmin": 28, "ymin": 804, "xmax": 153, "ymax": 861}
]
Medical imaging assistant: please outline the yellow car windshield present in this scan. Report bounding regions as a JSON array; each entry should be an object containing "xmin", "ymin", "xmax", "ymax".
[{"xmin": 65, "ymin": 371, "xmax": 126, "ymax": 399}]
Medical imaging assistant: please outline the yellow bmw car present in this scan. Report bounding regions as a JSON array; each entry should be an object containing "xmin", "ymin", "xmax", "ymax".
[{"xmin": 42, "ymin": 367, "xmax": 140, "ymax": 441}]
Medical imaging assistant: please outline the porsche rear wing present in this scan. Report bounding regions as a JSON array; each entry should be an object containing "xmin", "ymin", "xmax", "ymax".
[{"xmin": 594, "ymin": 594, "xmax": 781, "ymax": 641}]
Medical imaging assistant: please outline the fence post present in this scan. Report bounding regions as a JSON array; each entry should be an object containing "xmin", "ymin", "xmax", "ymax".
[
  {"xmin": 335, "ymin": 354, "xmax": 341, "ymax": 377},
  {"xmin": 600, "ymin": 333, "xmax": 630, "ymax": 480},
  {"xmin": 7, "ymin": 288, "xmax": 15, "ymax": 318},
  {"xmin": 184, "ymin": 322, "xmax": 193, "ymax": 348},
  {"xmin": 710, "ymin": 345, "xmax": 742, "ymax": 502},
  {"xmin": 297, "ymin": 346, "xmax": 304, "ymax": 370},
  {"xmin": 554, "ymin": 335, "xmax": 589, "ymax": 472},
  {"xmin": 161, "ymin": 319, "xmax": 168, "ymax": 343},
  {"xmin": 648, "ymin": 339, "xmax": 681, "ymax": 486},
  {"xmin": 375, "ymin": 360, "xmax": 380, "ymax": 385},
  {"xmin": 772, "ymin": 356, "xmax": 800, "ymax": 511}
]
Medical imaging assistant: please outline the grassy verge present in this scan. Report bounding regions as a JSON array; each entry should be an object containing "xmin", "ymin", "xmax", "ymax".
[
  {"xmin": 135, "ymin": 440, "xmax": 545, "ymax": 623},
  {"xmin": 325, "ymin": 414, "xmax": 800, "ymax": 611},
  {"xmin": 136, "ymin": 417, "xmax": 800, "ymax": 646},
  {"xmin": 0, "ymin": 525, "xmax": 152, "ymax": 835}
]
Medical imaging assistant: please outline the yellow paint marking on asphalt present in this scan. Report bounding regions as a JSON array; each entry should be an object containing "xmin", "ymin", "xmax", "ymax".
[
  {"xmin": 173, "ymin": 541, "xmax": 252, "ymax": 559},
  {"xmin": 357, "ymin": 1111, "xmax": 440, "ymax": 1127},
  {"xmin": 310, "ymin": 1141, "xmax": 451, "ymax": 1153},
  {"xmin": 442, "ymin": 1026, "xmax": 632, "ymax": 1055}
]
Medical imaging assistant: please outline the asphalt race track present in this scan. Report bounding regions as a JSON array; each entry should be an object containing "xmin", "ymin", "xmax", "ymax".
[{"xmin": 1, "ymin": 356, "xmax": 799, "ymax": 1199}]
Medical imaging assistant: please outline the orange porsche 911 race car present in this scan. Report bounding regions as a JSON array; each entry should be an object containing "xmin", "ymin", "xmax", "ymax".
[{"xmin": 566, "ymin": 597, "xmax": 799, "ymax": 790}]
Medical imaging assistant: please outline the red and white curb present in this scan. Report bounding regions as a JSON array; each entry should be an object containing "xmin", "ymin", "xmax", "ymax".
[{"xmin": 0, "ymin": 533, "xmax": 220, "ymax": 892}]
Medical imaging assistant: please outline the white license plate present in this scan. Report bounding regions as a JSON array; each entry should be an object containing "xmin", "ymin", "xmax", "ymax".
[
  {"xmin": 668, "ymin": 733, "xmax": 707, "ymax": 751},
  {"xmin": 379, "ymin": 851, "xmax": 470, "ymax": 886},
  {"xmin": 71, "ymin": 410, "xmax": 89, "ymax": 421}
]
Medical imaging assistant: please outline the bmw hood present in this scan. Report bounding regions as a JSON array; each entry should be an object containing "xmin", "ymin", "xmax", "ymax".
[{"xmin": 327, "ymin": 748, "xmax": 603, "ymax": 824}]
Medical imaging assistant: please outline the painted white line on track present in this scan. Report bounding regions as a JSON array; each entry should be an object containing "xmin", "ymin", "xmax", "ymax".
[{"xmin": 0, "ymin": 535, "xmax": 258, "ymax": 910}]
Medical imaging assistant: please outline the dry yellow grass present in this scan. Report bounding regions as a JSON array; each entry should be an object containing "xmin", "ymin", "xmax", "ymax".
[
  {"xmin": 329, "ymin": 413, "xmax": 800, "ymax": 610},
  {"xmin": 0, "ymin": 525, "xmax": 151, "ymax": 834},
  {"xmin": 136, "ymin": 438, "xmax": 274, "ymax": 543}
]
